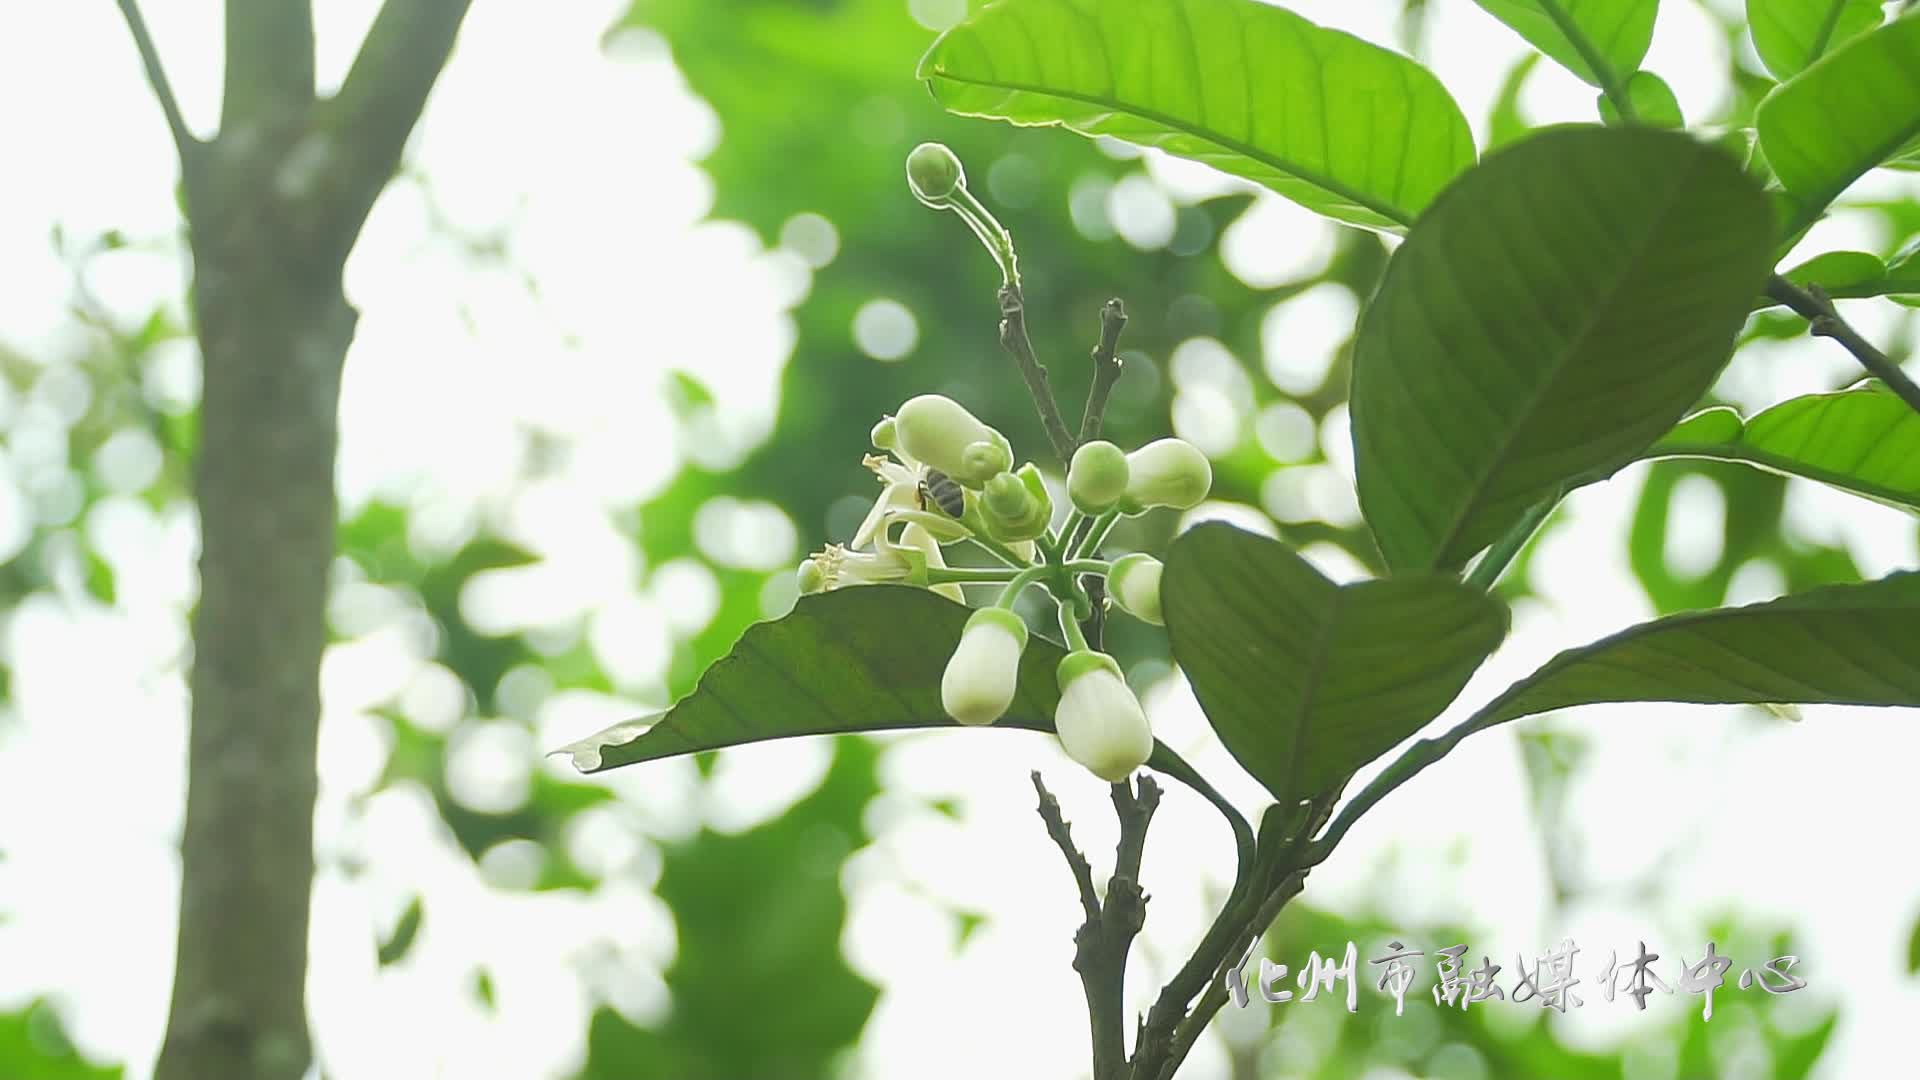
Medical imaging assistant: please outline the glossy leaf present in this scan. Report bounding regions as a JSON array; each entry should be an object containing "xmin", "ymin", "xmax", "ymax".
[
  {"xmin": 1470, "ymin": 0, "xmax": 1658, "ymax": 87},
  {"xmin": 1351, "ymin": 126, "xmax": 1774, "ymax": 572},
  {"xmin": 1758, "ymin": 13, "xmax": 1920, "ymax": 231},
  {"xmin": 1477, "ymin": 571, "xmax": 1920, "ymax": 726},
  {"xmin": 1162, "ymin": 523, "xmax": 1509, "ymax": 806},
  {"xmin": 1598, "ymin": 70, "xmax": 1684, "ymax": 127},
  {"xmin": 918, "ymin": 0, "xmax": 1476, "ymax": 231},
  {"xmin": 558, "ymin": 586, "xmax": 1208, "ymax": 786},
  {"xmin": 1649, "ymin": 384, "xmax": 1920, "ymax": 513},
  {"xmin": 1747, "ymin": 0, "xmax": 1883, "ymax": 80}
]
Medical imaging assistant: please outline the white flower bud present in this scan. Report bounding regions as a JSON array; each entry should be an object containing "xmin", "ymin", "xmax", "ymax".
[
  {"xmin": 895, "ymin": 394, "xmax": 1012, "ymax": 487},
  {"xmin": 1068, "ymin": 440, "xmax": 1130, "ymax": 514},
  {"xmin": 871, "ymin": 416, "xmax": 899, "ymax": 451},
  {"xmin": 1053, "ymin": 651, "xmax": 1152, "ymax": 782},
  {"xmin": 907, "ymin": 142, "xmax": 967, "ymax": 208},
  {"xmin": 941, "ymin": 607, "xmax": 1029, "ymax": 726},
  {"xmin": 1107, "ymin": 553, "xmax": 1163, "ymax": 625},
  {"xmin": 796, "ymin": 557, "xmax": 828, "ymax": 595},
  {"xmin": 1120, "ymin": 438, "xmax": 1212, "ymax": 514}
]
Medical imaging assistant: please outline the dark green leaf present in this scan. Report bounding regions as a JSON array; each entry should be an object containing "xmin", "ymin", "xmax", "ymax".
[
  {"xmin": 1351, "ymin": 126, "xmax": 1774, "ymax": 571},
  {"xmin": 1747, "ymin": 0, "xmax": 1883, "ymax": 80},
  {"xmin": 377, "ymin": 896, "xmax": 424, "ymax": 967},
  {"xmin": 1162, "ymin": 523, "xmax": 1508, "ymax": 806},
  {"xmin": 1478, "ymin": 571, "xmax": 1920, "ymax": 727},
  {"xmin": 1649, "ymin": 384, "xmax": 1920, "ymax": 513},
  {"xmin": 558, "ymin": 586, "xmax": 1208, "ymax": 787},
  {"xmin": 1469, "ymin": 0, "xmax": 1658, "ymax": 86},
  {"xmin": 1758, "ymin": 13, "xmax": 1920, "ymax": 233},
  {"xmin": 1597, "ymin": 70, "xmax": 1684, "ymax": 127},
  {"xmin": 918, "ymin": 0, "xmax": 1476, "ymax": 231},
  {"xmin": 1781, "ymin": 248, "xmax": 1887, "ymax": 290}
]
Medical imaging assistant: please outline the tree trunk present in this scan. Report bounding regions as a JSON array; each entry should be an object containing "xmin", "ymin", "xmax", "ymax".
[{"xmin": 155, "ymin": 224, "xmax": 355, "ymax": 1080}]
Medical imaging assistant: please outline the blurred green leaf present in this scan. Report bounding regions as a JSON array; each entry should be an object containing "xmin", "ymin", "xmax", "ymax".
[
  {"xmin": 0, "ymin": 1001, "xmax": 120, "ymax": 1080},
  {"xmin": 1758, "ymin": 13, "xmax": 1920, "ymax": 234},
  {"xmin": 1597, "ymin": 69, "xmax": 1684, "ymax": 126},
  {"xmin": 918, "ymin": 0, "xmax": 1477, "ymax": 231},
  {"xmin": 1907, "ymin": 909, "xmax": 1920, "ymax": 974},
  {"xmin": 1747, "ymin": 0, "xmax": 1883, "ymax": 80},
  {"xmin": 1161, "ymin": 523, "xmax": 1508, "ymax": 805},
  {"xmin": 560, "ymin": 586, "xmax": 1214, "ymax": 788},
  {"xmin": 377, "ymin": 896, "xmax": 424, "ymax": 967},
  {"xmin": 1469, "ymin": 0, "xmax": 1658, "ymax": 86},
  {"xmin": 1488, "ymin": 53, "xmax": 1542, "ymax": 148},
  {"xmin": 1780, "ymin": 248, "xmax": 1888, "ymax": 290},
  {"xmin": 1350, "ymin": 127, "xmax": 1773, "ymax": 571},
  {"xmin": 1650, "ymin": 384, "xmax": 1920, "ymax": 513},
  {"xmin": 1479, "ymin": 571, "xmax": 1920, "ymax": 726}
]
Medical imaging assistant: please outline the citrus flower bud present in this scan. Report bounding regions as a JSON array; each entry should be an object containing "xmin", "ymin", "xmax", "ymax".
[
  {"xmin": 1053, "ymin": 651, "xmax": 1152, "ymax": 782},
  {"xmin": 980, "ymin": 464, "xmax": 1052, "ymax": 542},
  {"xmin": 907, "ymin": 142, "xmax": 967, "ymax": 208},
  {"xmin": 1068, "ymin": 440, "xmax": 1130, "ymax": 514},
  {"xmin": 1119, "ymin": 438, "xmax": 1212, "ymax": 514},
  {"xmin": 796, "ymin": 557, "xmax": 828, "ymax": 595},
  {"xmin": 895, "ymin": 394, "xmax": 1012, "ymax": 488},
  {"xmin": 941, "ymin": 607, "xmax": 1029, "ymax": 726},
  {"xmin": 1107, "ymin": 553, "xmax": 1163, "ymax": 625},
  {"xmin": 871, "ymin": 416, "xmax": 899, "ymax": 452}
]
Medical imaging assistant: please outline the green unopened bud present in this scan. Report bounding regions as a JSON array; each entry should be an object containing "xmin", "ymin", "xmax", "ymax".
[
  {"xmin": 871, "ymin": 416, "xmax": 898, "ymax": 451},
  {"xmin": 1068, "ymin": 440, "xmax": 1129, "ymax": 514},
  {"xmin": 907, "ymin": 142, "xmax": 967, "ymax": 208},
  {"xmin": 896, "ymin": 394, "xmax": 1012, "ymax": 488},
  {"xmin": 1108, "ymin": 553, "xmax": 1163, "ymax": 625},
  {"xmin": 980, "ymin": 463, "xmax": 1052, "ymax": 542},
  {"xmin": 1119, "ymin": 438, "xmax": 1212, "ymax": 514}
]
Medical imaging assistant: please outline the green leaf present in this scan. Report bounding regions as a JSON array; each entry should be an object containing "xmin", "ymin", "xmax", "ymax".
[
  {"xmin": 1780, "ymin": 248, "xmax": 1887, "ymax": 289},
  {"xmin": 1907, "ymin": 909, "xmax": 1920, "ymax": 975},
  {"xmin": 1758, "ymin": 13, "xmax": 1920, "ymax": 233},
  {"xmin": 1351, "ymin": 126, "xmax": 1775, "ymax": 572},
  {"xmin": 1469, "ymin": 0, "xmax": 1658, "ymax": 87},
  {"xmin": 1162, "ymin": 523, "xmax": 1508, "ymax": 806},
  {"xmin": 1649, "ymin": 384, "xmax": 1920, "ymax": 513},
  {"xmin": 1597, "ymin": 70, "xmax": 1684, "ymax": 127},
  {"xmin": 1747, "ymin": 0, "xmax": 1883, "ymax": 80},
  {"xmin": 1489, "ymin": 53, "xmax": 1542, "ymax": 149},
  {"xmin": 917, "ymin": 0, "xmax": 1477, "ymax": 232},
  {"xmin": 557, "ymin": 586, "xmax": 1209, "ymax": 786},
  {"xmin": 1478, "ymin": 571, "xmax": 1920, "ymax": 727},
  {"xmin": 377, "ymin": 896, "xmax": 424, "ymax": 966}
]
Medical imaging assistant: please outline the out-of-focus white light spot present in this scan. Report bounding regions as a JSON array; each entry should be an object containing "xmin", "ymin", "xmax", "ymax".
[
  {"xmin": 908, "ymin": 0, "xmax": 967, "ymax": 31},
  {"xmin": 1663, "ymin": 474, "xmax": 1726, "ymax": 580},
  {"xmin": 703, "ymin": 737, "xmax": 833, "ymax": 834},
  {"xmin": 693, "ymin": 496, "xmax": 797, "ymax": 571},
  {"xmin": 778, "ymin": 211, "xmax": 839, "ymax": 269},
  {"xmin": 446, "ymin": 720, "xmax": 534, "ymax": 815},
  {"xmin": 478, "ymin": 838, "xmax": 547, "ymax": 890},
  {"xmin": 318, "ymin": 709, "xmax": 394, "ymax": 801},
  {"xmin": 401, "ymin": 663, "xmax": 471, "ymax": 734},
  {"xmin": 564, "ymin": 806, "xmax": 659, "ymax": 885},
  {"xmin": 1176, "ymin": 501, "xmax": 1278, "ymax": 538},
  {"xmin": 1255, "ymin": 402, "xmax": 1317, "ymax": 463},
  {"xmin": 1095, "ymin": 136, "xmax": 1143, "ymax": 160},
  {"xmin": 587, "ymin": 594, "xmax": 672, "ymax": 689},
  {"xmin": 1069, "ymin": 174, "xmax": 1115, "ymax": 241},
  {"xmin": 649, "ymin": 558, "xmax": 720, "ymax": 637},
  {"xmin": 1725, "ymin": 559, "xmax": 1786, "ymax": 606},
  {"xmin": 853, "ymin": 298, "xmax": 918, "ymax": 361},
  {"xmin": 1221, "ymin": 194, "xmax": 1334, "ymax": 287},
  {"xmin": 1106, "ymin": 174, "xmax": 1176, "ymax": 250},
  {"xmin": 1262, "ymin": 283, "xmax": 1357, "ymax": 395},
  {"xmin": 1298, "ymin": 541, "xmax": 1369, "ymax": 584},
  {"xmin": 1172, "ymin": 388, "xmax": 1242, "ymax": 457},
  {"xmin": 0, "ymin": 454, "xmax": 32, "ymax": 563},
  {"xmin": 36, "ymin": 365, "xmax": 93, "ymax": 425},
  {"xmin": 759, "ymin": 569, "xmax": 799, "ymax": 620},
  {"xmin": 92, "ymin": 428, "xmax": 163, "ymax": 494},
  {"xmin": 1261, "ymin": 464, "xmax": 1360, "ymax": 527},
  {"xmin": 495, "ymin": 664, "xmax": 555, "ymax": 721},
  {"xmin": 987, "ymin": 153, "xmax": 1042, "ymax": 208},
  {"xmin": 1319, "ymin": 403, "xmax": 1354, "ymax": 482}
]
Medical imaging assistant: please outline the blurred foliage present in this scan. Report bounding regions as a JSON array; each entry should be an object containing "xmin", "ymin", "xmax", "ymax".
[{"xmin": 0, "ymin": 1001, "xmax": 120, "ymax": 1080}]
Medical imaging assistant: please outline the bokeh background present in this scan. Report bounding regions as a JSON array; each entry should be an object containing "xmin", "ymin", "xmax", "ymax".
[{"xmin": 3, "ymin": 0, "xmax": 1919, "ymax": 1077}]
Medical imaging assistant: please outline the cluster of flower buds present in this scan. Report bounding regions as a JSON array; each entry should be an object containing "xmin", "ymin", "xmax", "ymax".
[{"xmin": 798, "ymin": 389, "xmax": 1213, "ymax": 783}]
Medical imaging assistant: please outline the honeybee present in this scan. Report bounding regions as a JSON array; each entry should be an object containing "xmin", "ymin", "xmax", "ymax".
[{"xmin": 918, "ymin": 468, "xmax": 966, "ymax": 518}]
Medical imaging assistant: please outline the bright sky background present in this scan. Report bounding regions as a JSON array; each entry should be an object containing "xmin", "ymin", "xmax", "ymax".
[{"xmin": 1, "ymin": 1, "xmax": 1917, "ymax": 1077}]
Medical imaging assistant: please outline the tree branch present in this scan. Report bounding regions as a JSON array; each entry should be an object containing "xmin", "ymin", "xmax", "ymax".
[
  {"xmin": 1766, "ymin": 274, "xmax": 1920, "ymax": 416},
  {"xmin": 1153, "ymin": 870, "xmax": 1308, "ymax": 1080},
  {"xmin": 221, "ymin": 0, "xmax": 315, "ymax": 133},
  {"xmin": 1001, "ymin": 284, "xmax": 1080, "ymax": 465},
  {"xmin": 306, "ymin": 0, "xmax": 474, "ymax": 251},
  {"xmin": 1080, "ymin": 298, "xmax": 1128, "ymax": 443},
  {"xmin": 1033, "ymin": 771, "xmax": 1101, "ymax": 923},
  {"xmin": 114, "ymin": 0, "xmax": 201, "ymax": 168}
]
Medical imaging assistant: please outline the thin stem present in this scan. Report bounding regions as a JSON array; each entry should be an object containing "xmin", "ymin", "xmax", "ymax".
[
  {"xmin": 1154, "ymin": 871, "xmax": 1308, "ymax": 1080},
  {"xmin": 1537, "ymin": 0, "xmax": 1636, "ymax": 123},
  {"xmin": 1081, "ymin": 298, "xmax": 1129, "ymax": 443},
  {"xmin": 1073, "ymin": 510, "xmax": 1122, "ymax": 562},
  {"xmin": 967, "ymin": 532, "xmax": 1032, "ymax": 569},
  {"xmin": 997, "ymin": 563, "xmax": 1054, "ymax": 608},
  {"xmin": 1767, "ymin": 275, "xmax": 1920, "ymax": 416},
  {"xmin": 1062, "ymin": 559, "xmax": 1113, "ymax": 575},
  {"xmin": 951, "ymin": 184, "xmax": 1020, "ymax": 287},
  {"xmin": 1059, "ymin": 599, "xmax": 1091, "ymax": 652},
  {"xmin": 926, "ymin": 566, "xmax": 1021, "ymax": 585},
  {"xmin": 1463, "ymin": 492, "xmax": 1559, "ymax": 591},
  {"xmin": 1000, "ymin": 284, "xmax": 1080, "ymax": 466},
  {"xmin": 114, "ymin": 0, "xmax": 201, "ymax": 166}
]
